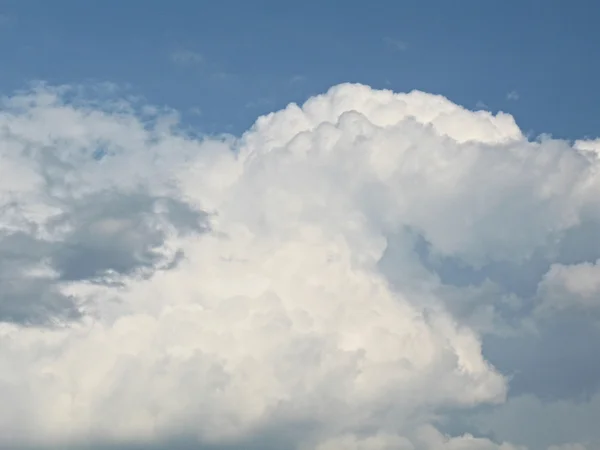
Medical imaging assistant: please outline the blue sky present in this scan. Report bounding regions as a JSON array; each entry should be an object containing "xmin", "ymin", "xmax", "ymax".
[{"xmin": 1, "ymin": 0, "xmax": 599, "ymax": 138}]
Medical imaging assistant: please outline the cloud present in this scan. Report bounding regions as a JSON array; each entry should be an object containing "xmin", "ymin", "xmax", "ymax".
[
  {"xmin": 310, "ymin": 426, "xmax": 525, "ymax": 450},
  {"xmin": 383, "ymin": 37, "xmax": 408, "ymax": 51},
  {"xmin": 574, "ymin": 138, "xmax": 600, "ymax": 156},
  {"xmin": 536, "ymin": 260, "xmax": 600, "ymax": 314},
  {"xmin": 1, "ymin": 82, "xmax": 600, "ymax": 450},
  {"xmin": 548, "ymin": 445, "xmax": 589, "ymax": 450},
  {"xmin": 188, "ymin": 106, "xmax": 202, "ymax": 116},
  {"xmin": 170, "ymin": 49, "xmax": 204, "ymax": 66},
  {"xmin": 290, "ymin": 75, "xmax": 307, "ymax": 84},
  {"xmin": 0, "ymin": 85, "xmax": 210, "ymax": 325},
  {"xmin": 507, "ymin": 91, "xmax": 519, "ymax": 101},
  {"xmin": 169, "ymin": 51, "xmax": 235, "ymax": 83}
]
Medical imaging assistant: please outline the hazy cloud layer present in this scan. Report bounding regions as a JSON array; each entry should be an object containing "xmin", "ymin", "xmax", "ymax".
[{"xmin": 0, "ymin": 83, "xmax": 599, "ymax": 450}]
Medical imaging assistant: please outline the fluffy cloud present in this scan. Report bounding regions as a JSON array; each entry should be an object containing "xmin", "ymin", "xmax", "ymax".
[
  {"xmin": 536, "ymin": 260, "xmax": 600, "ymax": 314},
  {"xmin": 1, "ymin": 82, "xmax": 599, "ymax": 449},
  {"xmin": 574, "ymin": 138, "xmax": 600, "ymax": 156}
]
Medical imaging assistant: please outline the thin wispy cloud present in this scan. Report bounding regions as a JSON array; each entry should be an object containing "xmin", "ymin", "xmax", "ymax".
[
  {"xmin": 507, "ymin": 90, "xmax": 520, "ymax": 100},
  {"xmin": 188, "ymin": 106, "xmax": 202, "ymax": 116},
  {"xmin": 289, "ymin": 74, "xmax": 306, "ymax": 84},
  {"xmin": 169, "ymin": 50, "xmax": 236, "ymax": 83},
  {"xmin": 383, "ymin": 36, "xmax": 408, "ymax": 51},
  {"xmin": 170, "ymin": 49, "xmax": 204, "ymax": 66}
]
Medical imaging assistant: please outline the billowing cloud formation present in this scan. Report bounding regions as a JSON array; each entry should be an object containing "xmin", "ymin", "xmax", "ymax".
[{"xmin": 0, "ymin": 83, "xmax": 599, "ymax": 450}]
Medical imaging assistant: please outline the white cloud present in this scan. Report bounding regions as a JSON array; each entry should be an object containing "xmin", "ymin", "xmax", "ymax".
[
  {"xmin": 536, "ymin": 260, "xmax": 600, "ymax": 314},
  {"xmin": 507, "ymin": 91, "xmax": 519, "ymax": 101},
  {"xmin": 574, "ymin": 138, "xmax": 600, "ymax": 156},
  {"xmin": 1, "ymin": 82, "xmax": 600, "ymax": 449}
]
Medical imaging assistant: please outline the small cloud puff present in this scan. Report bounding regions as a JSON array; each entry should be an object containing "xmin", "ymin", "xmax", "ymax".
[{"xmin": 507, "ymin": 90, "xmax": 520, "ymax": 101}]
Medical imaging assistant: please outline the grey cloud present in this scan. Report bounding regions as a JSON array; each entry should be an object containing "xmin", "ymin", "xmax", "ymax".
[
  {"xmin": 48, "ymin": 192, "xmax": 208, "ymax": 282},
  {"xmin": 0, "ymin": 191, "xmax": 208, "ymax": 326},
  {"xmin": 0, "ymin": 231, "xmax": 78, "ymax": 325},
  {"xmin": 378, "ymin": 218, "xmax": 600, "ymax": 406},
  {"xmin": 390, "ymin": 214, "xmax": 600, "ymax": 325},
  {"xmin": 5, "ymin": 419, "xmax": 315, "ymax": 450}
]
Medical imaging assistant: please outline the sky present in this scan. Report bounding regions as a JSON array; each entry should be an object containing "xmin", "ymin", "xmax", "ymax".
[
  {"xmin": 1, "ymin": 1, "xmax": 600, "ymax": 137},
  {"xmin": 1, "ymin": 2, "xmax": 600, "ymax": 450}
]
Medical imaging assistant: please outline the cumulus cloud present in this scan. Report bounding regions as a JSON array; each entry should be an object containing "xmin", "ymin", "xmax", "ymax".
[
  {"xmin": 1, "ymin": 82, "xmax": 599, "ymax": 449},
  {"xmin": 536, "ymin": 260, "xmax": 600, "ymax": 314},
  {"xmin": 574, "ymin": 138, "xmax": 600, "ymax": 156}
]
